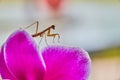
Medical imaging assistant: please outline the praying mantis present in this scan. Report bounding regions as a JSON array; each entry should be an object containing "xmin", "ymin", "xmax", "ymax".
[{"xmin": 24, "ymin": 21, "xmax": 60, "ymax": 45}]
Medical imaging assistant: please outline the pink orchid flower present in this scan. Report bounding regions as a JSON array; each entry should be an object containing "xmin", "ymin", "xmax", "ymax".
[{"xmin": 0, "ymin": 30, "xmax": 91, "ymax": 80}]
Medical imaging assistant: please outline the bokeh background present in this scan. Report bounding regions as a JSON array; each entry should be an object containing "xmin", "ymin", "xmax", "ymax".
[{"xmin": 0, "ymin": 0, "xmax": 120, "ymax": 80}]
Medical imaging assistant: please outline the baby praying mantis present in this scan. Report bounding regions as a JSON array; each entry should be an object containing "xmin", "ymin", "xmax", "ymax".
[{"xmin": 24, "ymin": 21, "xmax": 60, "ymax": 46}]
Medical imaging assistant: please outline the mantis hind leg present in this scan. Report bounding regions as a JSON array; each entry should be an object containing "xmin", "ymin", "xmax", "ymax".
[
  {"xmin": 44, "ymin": 33, "xmax": 49, "ymax": 46},
  {"xmin": 38, "ymin": 33, "xmax": 49, "ymax": 48},
  {"xmin": 52, "ymin": 36, "xmax": 55, "ymax": 43},
  {"xmin": 38, "ymin": 36, "xmax": 43, "ymax": 48},
  {"xmin": 57, "ymin": 34, "xmax": 60, "ymax": 43},
  {"xmin": 53, "ymin": 34, "xmax": 60, "ymax": 43}
]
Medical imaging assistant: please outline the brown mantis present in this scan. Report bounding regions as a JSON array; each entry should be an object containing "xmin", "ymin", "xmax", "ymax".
[{"xmin": 24, "ymin": 21, "xmax": 60, "ymax": 46}]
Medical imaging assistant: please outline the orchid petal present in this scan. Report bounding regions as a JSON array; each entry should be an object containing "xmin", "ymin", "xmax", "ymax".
[
  {"xmin": 42, "ymin": 46, "xmax": 91, "ymax": 80},
  {"xmin": 2, "ymin": 30, "xmax": 45, "ymax": 80},
  {"xmin": 0, "ymin": 45, "xmax": 16, "ymax": 79}
]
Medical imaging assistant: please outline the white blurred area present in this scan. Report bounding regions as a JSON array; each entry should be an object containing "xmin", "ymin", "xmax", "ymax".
[{"xmin": 0, "ymin": 0, "xmax": 120, "ymax": 52}]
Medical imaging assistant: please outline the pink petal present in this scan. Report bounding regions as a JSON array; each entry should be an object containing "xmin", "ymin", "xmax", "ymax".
[
  {"xmin": 42, "ymin": 46, "xmax": 91, "ymax": 80},
  {"xmin": 1, "ymin": 30, "xmax": 45, "ymax": 80},
  {"xmin": 0, "ymin": 45, "xmax": 16, "ymax": 79}
]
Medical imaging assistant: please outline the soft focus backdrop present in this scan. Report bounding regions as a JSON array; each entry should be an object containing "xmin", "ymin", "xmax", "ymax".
[{"xmin": 0, "ymin": 0, "xmax": 120, "ymax": 80}]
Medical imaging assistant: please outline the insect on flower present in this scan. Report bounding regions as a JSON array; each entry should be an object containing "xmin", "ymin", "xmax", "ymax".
[
  {"xmin": 24, "ymin": 21, "xmax": 60, "ymax": 45},
  {"xmin": 0, "ymin": 22, "xmax": 91, "ymax": 80}
]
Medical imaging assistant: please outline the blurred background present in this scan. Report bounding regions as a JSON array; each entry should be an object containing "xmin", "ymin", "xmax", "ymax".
[{"xmin": 0, "ymin": 0, "xmax": 120, "ymax": 80}]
